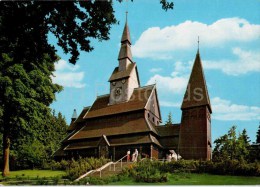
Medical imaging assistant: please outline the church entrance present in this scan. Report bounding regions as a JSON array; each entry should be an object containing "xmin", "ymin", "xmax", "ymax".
[
  {"xmin": 99, "ymin": 145, "xmax": 109, "ymax": 158},
  {"xmin": 98, "ymin": 135, "xmax": 110, "ymax": 158}
]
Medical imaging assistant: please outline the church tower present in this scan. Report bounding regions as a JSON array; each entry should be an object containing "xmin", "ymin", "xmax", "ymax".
[
  {"xmin": 109, "ymin": 15, "xmax": 140, "ymax": 105},
  {"xmin": 179, "ymin": 49, "xmax": 212, "ymax": 160}
]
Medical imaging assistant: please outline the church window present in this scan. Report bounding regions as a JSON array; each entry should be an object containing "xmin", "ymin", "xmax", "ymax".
[
  {"xmin": 148, "ymin": 113, "xmax": 150, "ymax": 118},
  {"xmin": 152, "ymin": 117, "xmax": 154, "ymax": 122},
  {"xmin": 112, "ymin": 82, "xmax": 116, "ymax": 86},
  {"xmin": 121, "ymin": 79, "xmax": 126, "ymax": 84}
]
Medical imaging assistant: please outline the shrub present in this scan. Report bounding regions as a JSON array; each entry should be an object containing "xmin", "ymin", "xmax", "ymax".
[
  {"xmin": 65, "ymin": 157, "xmax": 109, "ymax": 181},
  {"xmin": 124, "ymin": 159, "xmax": 168, "ymax": 183},
  {"xmin": 195, "ymin": 160, "xmax": 260, "ymax": 176}
]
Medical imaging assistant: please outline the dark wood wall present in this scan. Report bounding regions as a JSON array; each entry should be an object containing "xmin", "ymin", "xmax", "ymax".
[{"xmin": 179, "ymin": 106, "xmax": 211, "ymax": 160}]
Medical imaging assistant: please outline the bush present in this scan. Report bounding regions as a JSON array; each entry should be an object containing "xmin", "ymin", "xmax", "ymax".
[
  {"xmin": 123, "ymin": 159, "xmax": 168, "ymax": 183},
  {"xmin": 65, "ymin": 157, "xmax": 110, "ymax": 181},
  {"xmin": 196, "ymin": 160, "xmax": 260, "ymax": 176}
]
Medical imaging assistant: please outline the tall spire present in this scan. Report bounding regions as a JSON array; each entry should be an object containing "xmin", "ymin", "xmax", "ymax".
[
  {"xmin": 118, "ymin": 12, "xmax": 133, "ymax": 69},
  {"xmin": 121, "ymin": 11, "xmax": 131, "ymax": 44},
  {"xmin": 181, "ymin": 50, "xmax": 212, "ymax": 113}
]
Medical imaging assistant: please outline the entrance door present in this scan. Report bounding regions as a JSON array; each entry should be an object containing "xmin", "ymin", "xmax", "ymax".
[{"xmin": 100, "ymin": 145, "xmax": 109, "ymax": 158}]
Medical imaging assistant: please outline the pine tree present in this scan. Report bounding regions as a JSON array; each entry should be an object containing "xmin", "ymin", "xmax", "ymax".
[
  {"xmin": 237, "ymin": 129, "xmax": 250, "ymax": 161},
  {"xmin": 256, "ymin": 124, "xmax": 260, "ymax": 144},
  {"xmin": 165, "ymin": 112, "xmax": 173, "ymax": 126},
  {"xmin": 213, "ymin": 126, "xmax": 252, "ymax": 162}
]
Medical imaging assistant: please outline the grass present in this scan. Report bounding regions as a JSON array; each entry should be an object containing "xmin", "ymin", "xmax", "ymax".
[
  {"xmin": 109, "ymin": 173, "xmax": 260, "ymax": 185},
  {"xmin": 0, "ymin": 170, "xmax": 259, "ymax": 185},
  {"xmin": 0, "ymin": 170, "xmax": 67, "ymax": 185},
  {"xmin": 0, "ymin": 169, "xmax": 65, "ymax": 179}
]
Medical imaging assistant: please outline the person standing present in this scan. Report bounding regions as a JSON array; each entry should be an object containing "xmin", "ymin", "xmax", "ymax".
[
  {"xmin": 134, "ymin": 149, "xmax": 138, "ymax": 162},
  {"xmin": 127, "ymin": 149, "xmax": 130, "ymax": 162}
]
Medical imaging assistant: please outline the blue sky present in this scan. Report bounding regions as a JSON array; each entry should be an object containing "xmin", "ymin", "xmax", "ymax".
[{"xmin": 50, "ymin": 0, "xmax": 260, "ymax": 145}]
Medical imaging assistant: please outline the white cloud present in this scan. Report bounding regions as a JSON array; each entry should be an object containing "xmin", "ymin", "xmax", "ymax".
[
  {"xmin": 160, "ymin": 101, "xmax": 181, "ymax": 107},
  {"xmin": 147, "ymin": 60, "xmax": 192, "ymax": 95},
  {"xmin": 204, "ymin": 48, "xmax": 260, "ymax": 75},
  {"xmin": 150, "ymin": 68, "xmax": 162, "ymax": 73},
  {"xmin": 147, "ymin": 74, "xmax": 188, "ymax": 94},
  {"xmin": 212, "ymin": 97, "xmax": 260, "ymax": 121},
  {"xmin": 52, "ymin": 59, "xmax": 86, "ymax": 88},
  {"xmin": 55, "ymin": 59, "xmax": 79, "ymax": 71},
  {"xmin": 132, "ymin": 18, "xmax": 260, "ymax": 59}
]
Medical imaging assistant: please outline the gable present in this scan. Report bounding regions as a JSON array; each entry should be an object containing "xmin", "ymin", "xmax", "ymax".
[
  {"xmin": 83, "ymin": 85, "xmax": 154, "ymax": 119},
  {"xmin": 145, "ymin": 86, "xmax": 162, "ymax": 120}
]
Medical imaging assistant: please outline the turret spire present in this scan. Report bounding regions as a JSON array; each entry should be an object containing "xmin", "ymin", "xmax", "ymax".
[
  {"xmin": 71, "ymin": 109, "xmax": 77, "ymax": 120},
  {"xmin": 120, "ymin": 14, "xmax": 132, "ymax": 45},
  {"xmin": 118, "ymin": 13, "xmax": 133, "ymax": 70},
  {"xmin": 181, "ymin": 50, "xmax": 212, "ymax": 113}
]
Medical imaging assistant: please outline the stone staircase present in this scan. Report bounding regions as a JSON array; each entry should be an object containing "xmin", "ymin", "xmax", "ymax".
[
  {"xmin": 75, "ymin": 155, "xmax": 134, "ymax": 181},
  {"xmin": 90, "ymin": 161, "xmax": 132, "ymax": 178}
]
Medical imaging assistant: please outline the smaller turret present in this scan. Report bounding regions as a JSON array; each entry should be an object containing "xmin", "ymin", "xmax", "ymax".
[{"xmin": 71, "ymin": 109, "xmax": 77, "ymax": 122}]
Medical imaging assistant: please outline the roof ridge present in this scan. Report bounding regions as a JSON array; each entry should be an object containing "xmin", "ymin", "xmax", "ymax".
[{"xmin": 97, "ymin": 94, "xmax": 110, "ymax": 98}]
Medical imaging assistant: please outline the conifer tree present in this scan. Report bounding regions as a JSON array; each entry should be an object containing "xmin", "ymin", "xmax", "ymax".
[
  {"xmin": 165, "ymin": 112, "xmax": 173, "ymax": 126},
  {"xmin": 256, "ymin": 124, "xmax": 260, "ymax": 144}
]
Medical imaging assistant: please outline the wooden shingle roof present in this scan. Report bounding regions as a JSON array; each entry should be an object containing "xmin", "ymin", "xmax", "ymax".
[
  {"xmin": 181, "ymin": 51, "xmax": 212, "ymax": 113},
  {"xmin": 64, "ymin": 133, "xmax": 163, "ymax": 150},
  {"xmin": 64, "ymin": 140, "xmax": 99, "ymax": 150},
  {"xmin": 84, "ymin": 85, "xmax": 154, "ymax": 119},
  {"xmin": 156, "ymin": 125, "xmax": 180, "ymax": 137},
  {"xmin": 69, "ymin": 113, "xmax": 152, "ymax": 140},
  {"xmin": 68, "ymin": 106, "xmax": 90, "ymax": 131},
  {"xmin": 109, "ymin": 63, "xmax": 136, "ymax": 82}
]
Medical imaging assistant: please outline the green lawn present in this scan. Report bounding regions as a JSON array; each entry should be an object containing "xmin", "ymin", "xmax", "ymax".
[
  {"xmin": 109, "ymin": 173, "xmax": 260, "ymax": 185},
  {"xmin": 0, "ymin": 170, "xmax": 67, "ymax": 185},
  {"xmin": 0, "ymin": 169, "xmax": 65, "ymax": 179}
]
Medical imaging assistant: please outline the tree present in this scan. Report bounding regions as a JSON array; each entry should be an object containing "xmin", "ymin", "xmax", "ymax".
[
  {"xmin": 213, "ymin": 126, "xmax": 251, "ymax": 162},
  {"xmin": 0, "ymin": 1, "xmax": 173, "ymax": 65},
  {"xmin": 0, "ymin": 109, "xmax": 68, "ymax": 170},
  {"xmin": 0, "ymin": 1, "xmax": 173, "ymax": 176},
  {"xmin": 0, "ymin": 54, "xmax": 62, "ymax": 176},
  {"xmin": 165, "ymin": 112, "xmax": 173, "ymax": 126},
  {"xmin": 256, "ymin": 124, "xmax": 260, "ymax": 144},
  {"xmin": 237, "ymin": 129, "xmax": 250, "ymax": 161}
]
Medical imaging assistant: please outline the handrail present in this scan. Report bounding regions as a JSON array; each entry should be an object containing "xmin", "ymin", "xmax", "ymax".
[
  {"xmin": 109, "ymin": 155, "xmax": 128, "ymax": 172},
  {"xmin": 114, "ymin": 155, "xmax": 127, "ymax": 164}
]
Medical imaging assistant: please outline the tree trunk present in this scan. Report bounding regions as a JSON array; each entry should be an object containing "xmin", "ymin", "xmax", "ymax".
[{"xmin": 2, "ymin": 130, "xmax": 10, "ymax": 177}]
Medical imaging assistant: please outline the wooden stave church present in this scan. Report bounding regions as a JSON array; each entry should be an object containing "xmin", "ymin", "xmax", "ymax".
[{"xmin": 54, "ymin": 19, "xmax": 212, "ymax": 161}]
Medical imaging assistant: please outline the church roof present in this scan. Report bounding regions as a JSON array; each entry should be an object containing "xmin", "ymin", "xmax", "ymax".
[
  {"xmin": 68, "ymin": 106, "xmax": 90, "ymax": 132},
  {"xmin": 64, "ymin": 133, "xmax": 163, "ymax": 150},
  {"xmin": 181, "ymin": 51, "xmax": 212, "ymax": 113},
  {"xmin": 83, "ymin": 84, "xmax": 155, "ymax": 119},
  {"xmin": 156, "ymin": 125, "xmax": 180, "ymax": 137},
  {"xmin": 109, "ymin": 62, "xmax": 136, "ymax": 82},
  {"xmin": 68, "ymin": 113, "xmax": 154, "ymax": 140}
]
